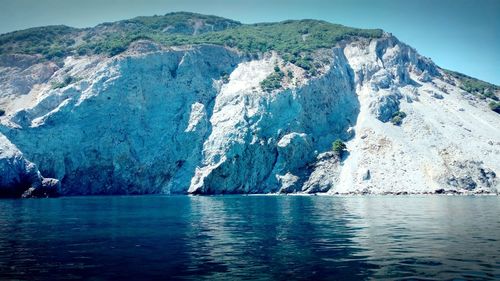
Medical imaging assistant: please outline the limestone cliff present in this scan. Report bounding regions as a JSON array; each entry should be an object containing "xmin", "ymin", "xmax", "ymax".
[{"xmin": 0, "ymin": 14, "xmax": 498, "ymax": 196}]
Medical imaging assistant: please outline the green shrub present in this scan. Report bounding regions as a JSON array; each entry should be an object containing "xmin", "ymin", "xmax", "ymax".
[
  {"xmin": 391, "ymin": 116, "xmax": 403, "ymax": 126},
  {"xmin": 332, "ymin": 139, "xmax": 347, "ymax": 156},
  {"xmin": 444, "ymin": 69, "xmax": 499, "ymax": 101},
  {"xmin": 260, "ymin": 69, "xmax": 285, "ymax": 92},
  {"xmin": 391, "ymin": 111, "xmax": 407, "ymax": 126},
  {"xmin": 0, "ymin": 25, "xmax": 77, "ymax": 60},
  {"xmin": 489, "ymin": 101, "xmax": 500, "ymax": 114},
  {"xmin": 51, "ymin": 76, "xmax": 76, "ymax": 89}
]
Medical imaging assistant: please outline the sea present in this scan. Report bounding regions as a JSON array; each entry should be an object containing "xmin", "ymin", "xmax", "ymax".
[{"xmin": 0, "ymin": 195, "xmax": 498, "ymax": 280}]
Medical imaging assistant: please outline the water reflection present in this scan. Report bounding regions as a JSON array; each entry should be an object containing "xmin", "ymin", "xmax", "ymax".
[
  {"xmin": 0, "ymin": 196, "xmax": 498, "ymax": 280},
  {"xmin": 180, "ymin": 196, "xmax": 374, "ymax": 280},
  {"xmin": 342, "ymin": 196, "xmax": 500, "ymax": 280}
]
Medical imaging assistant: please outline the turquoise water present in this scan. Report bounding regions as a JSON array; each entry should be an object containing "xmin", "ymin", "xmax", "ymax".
[{"xmin": 0, "ymin": 195, "xmax": 498, "ymax": 280}]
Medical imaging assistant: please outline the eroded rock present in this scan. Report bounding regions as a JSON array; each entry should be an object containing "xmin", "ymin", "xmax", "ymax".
[{"xmin": 0, "ymin": 134, "xmax": 59, "ymax": 197}]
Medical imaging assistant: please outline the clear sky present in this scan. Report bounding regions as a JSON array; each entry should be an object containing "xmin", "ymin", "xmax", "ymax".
[{"xmin": 1, "ymin": 0, "xmax": 498, "ymax": 84}]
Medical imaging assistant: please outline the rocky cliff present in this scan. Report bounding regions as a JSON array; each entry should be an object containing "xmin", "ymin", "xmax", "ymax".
[{"xmin": 0, "ymin": 13, "xmax": 498, "ymax": 196}]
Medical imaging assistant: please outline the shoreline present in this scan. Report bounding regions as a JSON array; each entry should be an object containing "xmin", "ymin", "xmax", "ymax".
[{"xmin": 1, "ymin": 191, "xmax": 498, "ymax": 199}]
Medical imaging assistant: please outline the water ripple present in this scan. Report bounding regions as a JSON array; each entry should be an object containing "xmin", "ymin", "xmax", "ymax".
[{"xmin": 0, "ymin": 195, "xmax": 498, "ymax": 280}]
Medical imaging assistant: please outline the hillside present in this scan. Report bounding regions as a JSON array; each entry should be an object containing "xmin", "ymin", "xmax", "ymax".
[
  {"xmin": 0, "ymin": 12, "xmax": 382, "ymax": 74},
  {"xmin": 0, "ymin": 12, "xmax": 498, "ymax": 197}
]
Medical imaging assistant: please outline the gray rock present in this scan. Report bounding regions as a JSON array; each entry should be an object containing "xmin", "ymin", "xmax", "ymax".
[
  {"xmin": 458, "ymin": 175, "xmax": 477, "ymax": 190},
  {"xmin": 478, "ymin": 168, "xmax": 496, "ymax": 187},
  {"xmin": 302, "ymin": 152, "xmax": 341, "ymax": 193},
  {"xmin": 443, "ymin": 160, "xmax": 497, "ymax": 193},
  {"xmin": 373, "ymin": 92, "xmax": 401, "ymax": 122},
  {"xmin": 277, "ymin": 173, "xmax": 300, "ymax": 193},
  {"xmin": 434, "ymin": 188, "xmax": 445, "ymax": 194},
  {"xmin": 360, "ymin": 169, "xmax": 371, "ymax": 181},
  {"xmin": 432, "ymin": 92, "xmax": 444, "ymax": 99},
  {"xmin": 418, "ymin": 70, "xmax": 432, "ymax": 82},
  {"xmin": 21, "ymin": 178, "xmax": 60, "ymax": 198}
]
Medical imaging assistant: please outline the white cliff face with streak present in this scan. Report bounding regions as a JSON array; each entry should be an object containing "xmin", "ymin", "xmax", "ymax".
[
  {"xmin": 0, "ymin": 36, "xmax": 498, "ymax": 196},
  {"xmin": 189, "ymin": 49, "xmax": 358, "ymax": 194},
  {"xmin": 0, "ymin": 43, "xmax": 241, "ymax": 195},
  {"xmin": 335, "ymin": 37, "xmax": 499, "ymax": 194}
]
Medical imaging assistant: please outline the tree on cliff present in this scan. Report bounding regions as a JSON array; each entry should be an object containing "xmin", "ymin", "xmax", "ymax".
[{"xmin": 332, "ymin": 139, "xmax": 347, "ymax": 156}]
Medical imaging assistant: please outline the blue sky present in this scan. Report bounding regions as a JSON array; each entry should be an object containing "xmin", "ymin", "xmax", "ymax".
[{"xmin": 1, "ymin": 0, "xmax": 498, "ymax": 84}]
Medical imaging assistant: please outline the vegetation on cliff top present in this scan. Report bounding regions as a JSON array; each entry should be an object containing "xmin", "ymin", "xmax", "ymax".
[
  {"xmin": 0, "ymin": 12, "xmax": 382, "ymax": 65},
  {"xmin": 444, "ymin": 69, "xmax": 499, "ymax": 100},
  {"xmin": 2, "ymin": 12, "xmax": 497, "ymax": 98},
  {"xmin": 260, "ymin": 66, "xmax": 285, "ymax": 92},
  {"xmin": 442, "ymin": 69, "xmax": 500, "ymax": 113},
  {"xmin": 0, "ymin": 25, "xmax": 78, "ymax": 60}
]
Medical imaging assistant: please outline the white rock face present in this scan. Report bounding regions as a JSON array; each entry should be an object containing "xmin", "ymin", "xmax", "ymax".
[
  {"xmin": 1, "ymin": 45, "xmax": 240, "ymax": 195},
  {"xmin": 0, "ymin": 36, "xmax": 498, "ymax": 195},
  {"xmin": 302, "ymin": 152, "xmax": 341, "ymax": 193},
  {"xmin": 189, "ymin": 49, "xmax": 358, "ymax": 194},
  {"xmin": 335, "ymin": 36, "xmax": 499, "ymax": 194},
  {"xmin": 0, "ymin": 133, "xmax": 59, "ymax": 197},
  {"xmin": 0, "ymin": 134, "xmax": 39, "ymax": 190}
]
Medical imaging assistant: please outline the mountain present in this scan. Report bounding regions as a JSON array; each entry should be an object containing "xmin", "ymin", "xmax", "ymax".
[{"xmin": 0, "ymin": 12, "xmax": 498, "ymax": 197}]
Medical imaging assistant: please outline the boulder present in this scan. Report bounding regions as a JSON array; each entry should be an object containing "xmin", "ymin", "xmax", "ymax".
[{"xmin": 22, "ymin": 178, "xmax": 60, "ymax": 198}]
